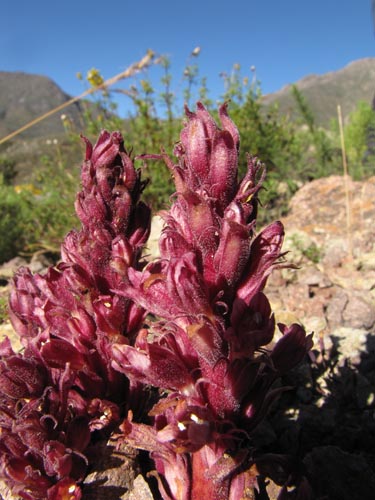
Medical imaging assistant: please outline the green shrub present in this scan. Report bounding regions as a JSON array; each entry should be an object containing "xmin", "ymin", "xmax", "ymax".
[
  {"xmin": 0, "ymin": 157, "xmax": 17, "ymax": 185},
  {"xmin": 0, "ymin": 184, "xmax": 33, "ymax": 263},
  {"xmin": 2, "ymin": 52, "xmax": 373, "ymax": 260},
  {"xmin": 27, "ymin": 153, "xmax": 79, "ymax": 253},
  {"xmin": 344, "ymin": 101, "xmax": 375, "ymax": 178},
  {"xmin": 0, "ymin": 148, "xmax": 80, "ymax": 263}
]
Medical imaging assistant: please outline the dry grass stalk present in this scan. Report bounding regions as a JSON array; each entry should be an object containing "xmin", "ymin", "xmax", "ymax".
[
  {"xmin": 0, "ymin": 50, "xmax": 155, "ymax": 146},
  {"xmin": 337, "ymin": 104, "xmax": 354, "ymax": 263}
]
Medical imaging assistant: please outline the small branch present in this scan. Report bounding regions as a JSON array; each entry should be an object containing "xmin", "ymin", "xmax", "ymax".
[{"xmin": 0, "ymin": 50, "xmax": 155, "ymax": 146}]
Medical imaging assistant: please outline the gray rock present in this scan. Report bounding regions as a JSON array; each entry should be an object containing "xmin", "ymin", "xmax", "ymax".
[
  {"xmin": 321, "ymin": 238, "xmax": 350, "ymax": 268},
  {"xmin": 304, "ymin": 445, "xmax": 375, "ymax": 500},
  {"xmin": 82, "ymin": 439, "xmax": 140, "ymax": 499},
  {"xmin": 297, "ymin": 265, "xmax": 332, "ymax": 287},
  {"xmin": 355, "ymin": 372, "xmax": 375, "ymax": 409},
  {"xmin": 303, "ymin": 315, "xmax": 327, "ymax": 337},
  {"xmin": 327, "ymin": 327, "xmax": 370, "ymax": 366},
  {"xmin": 356, "ymin": 251, "xmax": 375, "ymax": 271},
  {"xmin": 326, "ymin": 288, "xmax": 348, "ymax": 328},
  {"xmin": 127, "ymin": 475, "xmax": 154, "ymax": 500},
  {"xmin": 0, "ymin": 257, "xmax": 27, "ymax": 280},
  {"xmin": 28, "ymin": 252, "xmax": 54, "ymax": 274},
  {"xmin": 144, "ymin": 215, "xmax": 164, "ymax": 259},
  {"xmin": 343, "ymin": 292, "xmax": 375, "ymax": 330},
  {"xmin": 282, "ymin": 230, "xmax": 321, "ymax": 267},
  {"xmin": 0, "ymin": 480, "xmax": 20, "ymax": 500}
]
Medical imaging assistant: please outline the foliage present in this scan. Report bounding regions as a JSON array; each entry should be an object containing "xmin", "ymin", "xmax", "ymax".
[
  {"xmin": 291, "ymin": 84, "xmax": 341, "ymax": 179},
  {"xmin": 0, "ymin": 156, "xmax": 17, "ymax": 185},
  {"xmin": 0, "ymin": 143, "xmax": 80, "ymax": 263},
  {"xmin": 0, "ymin": 51, "xmax": 373, "ymax": 263},
  {"xmin": 0, "ymin": 183, "xmax": 33, "ymax": 263},
  {"xmin": 0, "ymin": 294, "xmax": 7, "ymax": 324},
  {"xmin": 290, "ymin": 233, "xmax": 321, "ymax": 264},
  {"xmin": 221, "ymin": 70, "xmax": 293, "ymax": 216},
  {"xmin": 343, "ymin": 100, "xmax": 375, "ymax": 178},
  {"xmin": 29, "ymin": 151, "xmax": 79, "ymax": 253}
]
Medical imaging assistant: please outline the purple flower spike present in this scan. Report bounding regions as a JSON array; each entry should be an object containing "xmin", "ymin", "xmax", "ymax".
[
  {"xmin": 2, "ymin": 104, "xmax": 313, "ymax": 499},
  {"xmin": 173, "ymin": 102, "xmax": 239, "ymax": 211},
  {"xmin": 112, "ymin": 103, "xmax": 313, "ymax": 499},
  {"xmin": 1, "ymin": 130, "xmax": 151, "ymax": 497}
]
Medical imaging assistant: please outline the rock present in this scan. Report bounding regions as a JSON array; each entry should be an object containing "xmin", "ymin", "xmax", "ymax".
[
  {"xmin": 321, "ymin": 237, "xmax": 351, "ymax": 268},
  {"xmin": 82, "ymin": 439, "xmax": 140, "ymax": 499},
  {"xmin": 326, "ymin": 264, "xmax": 375, "ymax": 292},
  {"xmin": 342, "ymin": 292, "xmax": 375, "ymax": 330},
  {"xmin": 0, "ymin": 481, "xmax": 20, "ymax": 500},
  {"xmin": 325, "ymin": 327, "xmax": 371, "ymax": 366},
  {"xmin": 325, "ymin": 289, "xmax": 348, "ymax": 328},
  {"xmin": 356, "ymin": 251, "xmax": 375, "ymax": 271},
  {"xmin": 0, "ymin": 321, "xmax": 21, "ymax": 352},
  {"xmin": 357, "ymin": 270, "xmax": 375, "ymax": 292},
  {"xmin": 283, "ymin": 176, "xmax": 375, "ymax": 255},
  {"xmin": 355, "ymin": 372, "xmax": 375, "ymax": 409},
  {"xmin": 28, "ymin": 252, "xmax": 54, "ymax": 274},
  {"xmin": 282, "ymin": 229, "xmax": 320, "ymax": 266},
  {"xmin": 296, "ymin": 265, "xmax": 332, "ymax": 287},
  {"xmin": 0, "ymin": 253, "xmax": 54, "ymax": 283},
  {"xmin": 264, "ymin": 176, "xmax": 375, "ymax": 372},
  {"xmin": 127, "ymin": 475, "xmax": 154, "ymax": 500},
  {"xmin": 263, "ymin": 479, "xmax": 283, "ymax": 500},
  {"xmin": 0, "ymin": 257, "xmax": 27, "ymax": 281},
  {"xmin": 303, "ymin": 315, "xmax": 327, "ymax": 337},
  {"xmin": 145, "ymin": 216, "xmax": 164, "ymax": 259},
  {"xmin": 304, "ymin": 446, "xmax": 375, "ymax": 500}
]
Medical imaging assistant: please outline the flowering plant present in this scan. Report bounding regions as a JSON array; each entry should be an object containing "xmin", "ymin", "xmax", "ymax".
[{"xmin": 0, "ymin": 104, "xmax": 312, "ymax": 499}]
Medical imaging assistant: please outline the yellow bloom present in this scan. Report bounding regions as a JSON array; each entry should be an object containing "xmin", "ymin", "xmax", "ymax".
[{"xmin": 86, "ymin": 68, "xmax": 104, "ymax": 88}]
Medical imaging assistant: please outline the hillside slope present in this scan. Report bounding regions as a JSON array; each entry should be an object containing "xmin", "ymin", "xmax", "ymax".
[
  {"xmin": 262, "ymin": 58, "xmax": 375, "ymax": 126},
  {"xmin": 0, "ymin": 71, "xmax": 85, "ymax": 140},
  {"xmin": 1, "ymin": 58, "xmax": 374, "ymax": 143}
]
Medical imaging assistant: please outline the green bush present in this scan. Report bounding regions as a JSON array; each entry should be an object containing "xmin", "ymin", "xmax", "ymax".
[
  {"xmin": 29, "ymin": 153, "xmax": 79, "ymax": 252},
  {"xmin": 0, "ymin": 157, "xmax": 17, "ymax": 185},
  {"xmin": 1, "ymin": 52, "xmax": 373, "ymax": 262},
  {"xmin": 0, "ymin": 148, "xmax": 80, "ymax": 263},
  {"xmin": 0, "ymin": 184, "xmax": 33, "ymax": 263},
  {"xmin": 0, "ymin": 294, "xmax": 7, "ymax": 323},
  {"xmin": 344, "ymin": 100, "xmax": 375, "ymax": 178}
]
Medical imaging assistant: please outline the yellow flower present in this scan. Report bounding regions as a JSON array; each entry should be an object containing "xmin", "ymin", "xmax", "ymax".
[
  {"xmin": 86, "ymin": 68, "xmax": 104, "ymax": 88},
  {"xmin": 14, "ymin": 184, "xmax": 41, "ymax": 195}
]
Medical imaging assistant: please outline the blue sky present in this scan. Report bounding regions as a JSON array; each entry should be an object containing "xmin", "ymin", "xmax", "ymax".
[{"xmin": 1, "ymin": 0, "xmax": 374, "ymax": 116}]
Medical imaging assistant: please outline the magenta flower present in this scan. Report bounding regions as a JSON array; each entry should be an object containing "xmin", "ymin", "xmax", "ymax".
[
  {"xmin": 1, "ymin": 131, "xmax": 150, "ymax": 497},
  {"xmin": 1, "ymin": 106, "xmax": 312, "ymax": 499},
  {"xmin": 112, "ymin": 103, "xmax": 313, "ymax": 499},
  {"xmin": 0, "ymin": 341, "xmax": 90, "ymax": 498}
]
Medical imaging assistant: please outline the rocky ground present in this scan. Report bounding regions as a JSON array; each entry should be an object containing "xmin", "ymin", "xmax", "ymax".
[
  {"xmin": 0, "ymin": 175, "xmax": 374, "ymax": 499},
  {"xmin": 256, "ymin": 175, "xmax": 375, "ymax": 499}
]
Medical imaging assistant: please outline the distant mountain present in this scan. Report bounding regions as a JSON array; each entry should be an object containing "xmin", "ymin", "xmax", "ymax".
[
  {"xmin": 0, "ymin": 58, "xmax": 374, "ymax": 145},
  {"xmin": 0, "ymin": 71, "xmax": 85, "ymax": 140},
  {"xmin": 262, "ymin": 58, "xmax": 375, "ymax": 127}
]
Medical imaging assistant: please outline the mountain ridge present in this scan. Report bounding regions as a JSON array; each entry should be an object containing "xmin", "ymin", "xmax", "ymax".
[
  {"xmin": 0, "ymin": 71, "xmax": 85, "ymax": 141},
  {"xmin": 0, "ymin": 57, "xmax": 374, "ymax": 145},
  {"xmin": 262, "ymin": 57, "xmax": 375, "ymax": 126}
]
